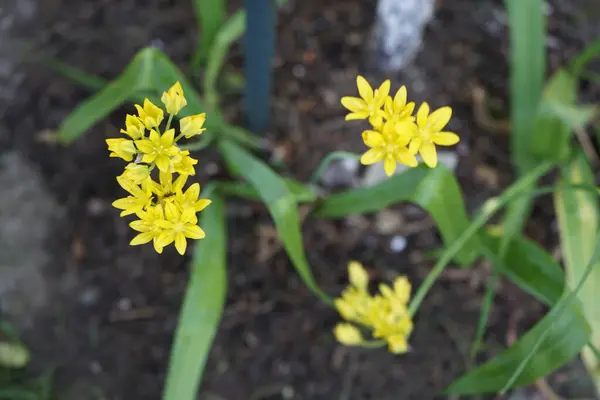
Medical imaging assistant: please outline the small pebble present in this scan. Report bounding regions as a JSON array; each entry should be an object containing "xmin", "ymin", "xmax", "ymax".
[{"xmin": 390, "ymin": 235, "xmax": 408, "ymax": 253}]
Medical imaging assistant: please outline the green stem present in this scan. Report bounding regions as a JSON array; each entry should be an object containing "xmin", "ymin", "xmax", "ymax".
[
  {"xmin": 408, "ymin": 161, "xmax": 555, "ymax": 316},
  {"xmin": 165, "ymin": 114, "xmax": 174, "ymax": 132}
]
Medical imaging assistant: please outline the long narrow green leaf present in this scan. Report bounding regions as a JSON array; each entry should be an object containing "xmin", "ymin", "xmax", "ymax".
[
  {"xmin": 314, "ymin": 166, "xmax": 479, "ymax": 266},
  {"xmin": 218, "ymin": 178, "xmax": 317, "ymax": 203},
  {"xmin": 555, "ymin": 151, "xmax": 600, "ymax": 393},
  {"xmin": 191, "ymin": 0, "xmax": 226, "ymax": 68},
  {"xmin": 219, "ymin": 141, "xmax": 331, "ymax": 304},
  {"xmin": 163, "ymin": 187, "xmax": 227, "ymax": 400},
  {"xmin": 570, "ymin": 39, "xmax": 600, "ymax": 78}
]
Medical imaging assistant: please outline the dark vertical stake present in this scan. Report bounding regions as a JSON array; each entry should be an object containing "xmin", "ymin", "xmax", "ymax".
[{"xmin": 244, "ymin": 0, "xmax": 275, "ymax": 134}]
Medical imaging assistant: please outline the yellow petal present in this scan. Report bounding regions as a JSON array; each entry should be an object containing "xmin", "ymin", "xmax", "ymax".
[
  {"xmin": 383, "ymin": 155, "xmax": 397, "ymax": 176},
  {"xmin": 356, "ymin": 75, "xmax": 373, "ymax": 102},
  {"xmin": 394, "ymin": 121, "xmax": 416, "ymax": 145},
  {"xmin": 164, "ymin": 202, "xmax": 179, "ymax": 221},
  {"xmin": 387, "ymin": 335, "xmax": 409, "ymax": 354},
  {"xmin": 183, "ymin": 225, "xmax": 206, "ymax": 239},
  {"xmin": 393, "ymin": 276, "xmax": 411, "ymax": 304},
  {"xmin": 155, "ymin": 155, "xmax": 171, "ymax": 173},
  {"xmin": 361, "ymin": 130, "xmax": 385, "ymax": 148},
  {"xmin": 360, "ymin": 148, "xmax": 385, "ymax": 165},
  {"xmin": 174, "ymin": 232, "xmax": 187, "ymax": 255},
  {"xmin": 408, "ymin": 137, "xmax": 421, "ymax": 154},
  {"xmin": 194, "ymin": 199, "xmax": 212, "ymax": 212},
  {"xmin": 334, "ymin": 323, "xmax": 363, "ymax": 346},
  {"xmin": 420, "ymin": 141, "xmax": 437, "ymax": 168},
  {"xmin": 348, "ymin": 261, "xmax": 369, "ymax": 291},
  {"xmin": 427, "ymin": 106, "xmax": 452, "ymax": 132},
  {"xmin": 345, "ymin": 112, "xmax": 370, "ymax": 121},
  {"xmin": 374, "ymin": 79, "xmax": 391, "ymax": 104},
  {"xmin": 341, "ymin": 97, "xmax": 367, "ymax": 113},
  {"xmin": 416, "ymin": 102, "xmax": 429, "ymax": 129},
  {"xmin": 393, "ymin": 86, "xmax": 407, "ymax": 108},
  {"xmin": 161, "ymin": 129, "xmax": 175, "ymax": 147},
  {"xmin": 433, "ymin": 131, "xmax": 460, "ymax": 146},
  {"xmin": 130, "ymin": 231, "xmax": 154, "ymax": 246},
  {"xmin": 156, "ymin": 231, "xmax": 175, "ymax": 248},
  {"xmin": 395, "ymin": 149, "xmax": 418, "ymax": 167},
  {"xmin": 153, "ymin": 237, "xmax": 164, "ymax": 254}
]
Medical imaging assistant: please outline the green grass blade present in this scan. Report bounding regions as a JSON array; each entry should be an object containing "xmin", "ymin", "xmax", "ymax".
[
  {"xmin": 505, "ymin": 0, "xmax": 546, "ymax": 174},
  {"xmin": 44, "ymin": 59, "xmax": 106, "ymax": 91},
  {"xmin": 555, "ymin": 151, "xmax": 600, "ymax": 393},
  {"xmin": 219, "ymin": 141, "xmax": 332, "ymax": 304},
  {"xmin": 163, "ymin": 186, "xmax": 227, "ymax": 400},
  {"xmin": 314, "ymin": 165, "xmax": 480, "ymax": 266},
  {"xmin": 218, "ymin": 178, "xmax": 318, "ymax": 203},
  {"xmin": 570, "ymin": 39, "xmax": 600, "ymax": 78},
  {"xmin": 190, "ymin": 0, "xmax": 227, "ymax": 68}
]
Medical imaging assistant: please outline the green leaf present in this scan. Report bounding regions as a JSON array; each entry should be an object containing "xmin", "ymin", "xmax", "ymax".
[
  {"xmin": 314, "ymin": 166, "xmax": 480, "ymax": 266},
  {"xmin": 481, "ymin": 232, "xmax": 564, "ymax": 307},
  {"xmin": 555, "ymin": 151, "xmax": 600, "ymax": 392},
  {"xmin": 191, "ymin": 0, "xmax": 227, "ymax": 68},
  {"xmin": 530, "ymin": 69, "xmax": 597, "ymax": 162},
  {"xmin": 218, "ymin": 178, "xmax": 318, "ymax": 203},
  {"xmin": 570, "ymin": 38, "xmax": 600, "ymax": 79},
  {"xmin": 56, "ymin": 47, "xmax": 260, "ymax": 149},
  {"xmin": 505, "ymin": 0, "xmax": 546, "ymax": 174},
  {"xmin": 219, "ymin": 141, "xmax": 331, "ymax": 304},
  {"xmin": 163, "ymin": 187, "xmax": 227, "ymax": 400}
]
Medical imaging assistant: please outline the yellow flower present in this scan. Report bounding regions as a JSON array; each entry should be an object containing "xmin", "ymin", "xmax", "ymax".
[
  {"xmin": 112, "ymin": 175, "xmax": 153, "ymax": 217},
  {"xmin": 409, "ymin": 102, "xmax": 460, "ymax": 168},
  {"xmin": 171, "ymin": 150, "xmax": 198, "ymax": 176},
  {"xmin": 334, "ymin": 262, "xmax": 414, "ymax": 355},
  {"xmin": 161, "ymin": 81, "xmax": 187, "ymax": 116},
  {"xmin": 106, "ymin": 138, "xmax": 136, "ymax": 161},
  {"xmin": 123, "ymin": 163, "xmax": 151, "ymax": 184},
  {"xmin": 135, "ymin": 129, "xmax": 179, "ymax": 172},
  {"xmin": 341, "ymin": 76, "xmax": 390, "ymax": 121},
  {"xmin": 334, "ymin": 323, "xmax": 364, "ymax": 346},
  {"xmin": 383, "ymin": 86, "xmax": 416, "ymax": 124},
  {"xmin": 173, "ymin": 183, "xmax": 212, "ymax": 213},
  {"xmin": 179, "ymin": 113, "xmax": 206, "ymax": 139},
  {"xmin": 150, "ymin": 171, "xmax": 188, "ymax": 199},
  {"xmin": 155, "ymin": 202, "xmax": 206, "ymax": 255},
  {"xmin": 360, "ymin": 120, "xmax": 418, "ymax": 176},
  {"xmin": 348, "ymin": 261, "xmax": 369, "ymax": 292},
  {"xmin": 129, "ymin": 204, "xmax": 167, "ymax": 253},
  {"xmin": 135, "ymin": 99, "xmax": 164, "ymax": 129},
  {"xmin": 120, "ymin": 114, "xmax": 145, "ymax": 139}
]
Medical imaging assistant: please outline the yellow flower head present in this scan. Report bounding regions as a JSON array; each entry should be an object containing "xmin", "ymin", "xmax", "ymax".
[
  {"xmin": 409, "ymin": 102, "xmax": 460, "ymax": 168},
  {"xmin": 107, "ymin": 82, "xmax": 211, "ymax": 255},
  {"xmin": 180, "ymin": 113, "xmax": 206, "ymax": 139},
  {"xmin": 106, "ymin": 138, "xmax": 136, "ymax": 162},
  {"xmin": 120, "ymin": 114, "xmax": 145, "ymax": 140},
  {"xmin": 334, "ymin": 323, "xmax": 364, "ymax": 346},
  {"xmin": 360, "ymin": 120, "xmax": 418, "ymax": 176},
  {"xmin": 384, "ymin": 86, "xmax": 416, "ymax": 124},
  {"xmin": 161, "ymin": 81, "xmax": 187, "ymax": 116},
  {"xmin": 341, "ymin": 76, "xmax": 390, "ymax": 121},
  {"xmin": 334, "ymin": 261, "xmax": 414, "ymax": 355},
  {"xmin": 135, "ymin": 99, "xmax": 164, "ymax": 129}
]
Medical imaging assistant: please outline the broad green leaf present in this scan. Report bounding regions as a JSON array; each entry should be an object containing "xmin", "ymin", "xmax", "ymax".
[
  {"xmin": 314, "ymin": 166, "xmax": 479, "ymax": 266},
  {"xmin": 555, "ymin": 151, "xmax": 600, "ymax": 392},
  {"xmin": 481, "ymin": 232, "xmax": 563, "ymax": 306},
  {"xmin": 219, "ymin": 141, "xmax": 331, "ymax": 304},
  {"xmin": 530, "ymin": 69, "xmax": 597, "ymax": 162},
  {"xmin": 191, "ymin": 0, "xmax": 226, "ymax": 68},
  {"xmin": 505, "ymin": 0, "xmax": 546, "ymax": 174},
  {"xmin": 218, "ymin": 178, "xmax": 318, "ymax": 203},
  {"xmin": 163, "ymin": 187, "xmax": 227, "ymax": 400},
  {"xmin": 55, "ymin": 47, "xmax": 260, "ymax": 149}
]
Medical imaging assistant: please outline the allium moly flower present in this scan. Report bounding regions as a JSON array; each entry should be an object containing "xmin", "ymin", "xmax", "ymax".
[
  {"xmin": 156, "ymin": 202, "xmax": 206, "ymax": 255},
  {"xmin": 409, "ymin": 102, "xmax": 460, "ymax": 168},
  {"xmin": 333, "ymin": 261, "xmax": 414, "ymax": 354},
  {"xmin": 360, "ymin": 120, "xmax": 418, "ymax": 176},
  {"xmin": 341, "ymin": 76, "xmax": 390, "ymax": 121},
  {"xmin": 135, "ymin": 129, "xmax": 179, "ymax": 172},
  {"xmin": 179, "ymin": 114, "xmax": 206, "ymax": 139},
  {"xmin": 107, "ymin": 82, "xmax": 211, "ymax": 255},
  {"xmin": 161, "ymin": 81, "xmax": 187, "ymax": 116}
]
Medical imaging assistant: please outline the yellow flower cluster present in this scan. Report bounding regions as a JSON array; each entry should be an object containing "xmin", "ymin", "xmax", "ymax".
[
  {"xmin": 106, "ymin": 82, "xmax": 211, "ymax": 255},
  {"xmin": 341, "ymin": 76, "xmax": 460, "ymax": 175},
  {"xmin": 334, "ymin": 261, "xmax": 413, "ymax": 354}
]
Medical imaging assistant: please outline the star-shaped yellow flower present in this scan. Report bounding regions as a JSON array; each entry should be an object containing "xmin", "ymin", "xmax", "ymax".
[
  {"xmin": 112, "ymin": 175, "xmax": 153, "ymax": 217},
  {"xmin": 135, "ymin": 129, "xmax": 179, "ymax": 172},
  {"xmin": 341, "ymin": 76, "xmax": 390, "ymax": 121},
  {"xmin": 409, "ymin": 102, "xmax": 460, "ymax": 168},
  {"xmin": 120, "ymin": 114, "xmax": 145, "ymax": 139},
  {"xmin": 360, "ymin": 120, "xmax": 418, "ymax": 176},
  {"xmin": 155, "ymin": 202, "xmax": 206, "ymax": 255},
  {"xmin": 129, "ymin": 204, "xmax": 167, "ymax": 253}
]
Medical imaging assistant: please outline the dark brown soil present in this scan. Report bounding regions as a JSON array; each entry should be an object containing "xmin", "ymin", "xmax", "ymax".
[{"xmin": 2, "ymin": 0, "xmax": 600, "ymax": 399}]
